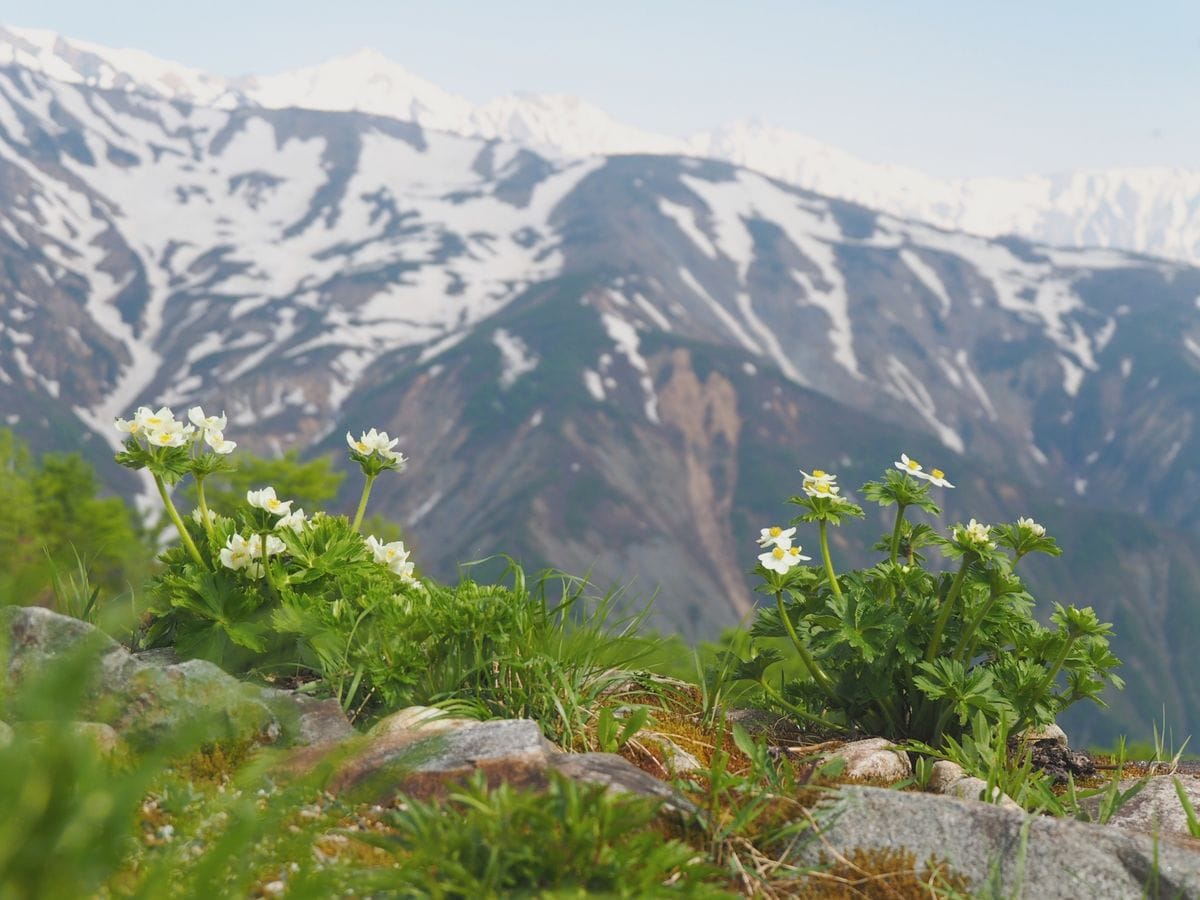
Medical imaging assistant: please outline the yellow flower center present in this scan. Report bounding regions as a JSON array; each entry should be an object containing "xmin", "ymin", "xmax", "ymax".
[
  {"xmin": 812, "ymin": 469, "xmax": 826, "ymax": 478},
  {"xmin": 907, "ymin": 459, "xmax": 920, "ymax": 470},
  {"xmin": 769, "ymin": 526, "xmax": 782, "ymax": 537},
  {"xmin": 931, "ymin": 469, "xmax": 944, "ymax": 479},
  {"xmin": 130, "ymin": 422, "xmax": 140, "ymax": 433},
  {"xmin": 772, "ymin": 547, "xmax": 785, "ymax": 559},
  {"xmin": 788, "ymin": 547, "xmax": 800, "ymax": 557},
  {"xmin": 356, "ymin": 441, "xmax": 369, "ymax": 452},
  {"xmin": 816, "ymin": 483, "xmax": 830, "ymax": 494}
]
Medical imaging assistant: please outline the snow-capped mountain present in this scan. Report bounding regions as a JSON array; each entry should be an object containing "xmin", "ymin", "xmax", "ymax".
[
  {"xmin": 4, "ymin": 25, "xmax": 1200, "ymax": 266},
  {"xmin": 3, "ymin": 36, "xmax": 1200, "ymax": 742}
]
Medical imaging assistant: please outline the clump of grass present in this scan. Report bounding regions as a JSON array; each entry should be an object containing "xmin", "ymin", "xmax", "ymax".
[{"xmin": 349, "ymin": 769, "xmax": 729, "ymax": 897}]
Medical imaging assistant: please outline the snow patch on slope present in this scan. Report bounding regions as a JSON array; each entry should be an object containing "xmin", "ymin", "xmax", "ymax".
[{"xmin": 493, "ymin": 328, "xmax": 538, "ymax": 388}]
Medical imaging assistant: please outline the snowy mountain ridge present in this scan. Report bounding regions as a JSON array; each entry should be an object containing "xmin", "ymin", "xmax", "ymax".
[
  {"xmin": 4, "ymin": 53, "xmax": 1200, "ymax": 742},
  {"xmin": 3, "ymin": 24, "xmax": 1199, "ymax": 264}
]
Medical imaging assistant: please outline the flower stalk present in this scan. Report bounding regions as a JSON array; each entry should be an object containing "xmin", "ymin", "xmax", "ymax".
[
  {"xmin": 817, "ymin": 520, "xmax": 843, "ymax": 601},
  {"xmin": 195, "ymin": 476, "xmax": 215, "ymax": 542},
  {"xmin": 757, "ymin": 673, "xmax": 838, "ymax": 730},
  {"xmin": 924, "ymin": 555, "xmax": 972, "ymax": 661},
  {"xmin": 775, "ymin": 592, "xmax": 837, "ymax": 699},
  {"xmin": 889, "ymin": 503, "xmax": 908, "ymax": 565},
  {"xmin": 352, "ymin": 473, "xmax": 376, "ymax": 533},
  {"xmin": 154, "ymin": 474, "xmax": 204, "ymax": 567}
]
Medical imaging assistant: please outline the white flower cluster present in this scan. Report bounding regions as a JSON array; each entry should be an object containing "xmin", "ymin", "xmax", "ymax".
[
  {"xmin": 220, "ymin": 486, "xmax": 307, "ymax": 575},
  {"xmin": 756, "ymin": 525, "xmax": 811, "ymax": 574},
  {"xmin": 893, "ymin": 454, "xmax": 954, "ymax": 488},
  {"xmin": 956, "ymin": 518, "xmax": 994, "ymax": 549},
  {"xmin": 220, "ymin": 532, "xmax": 285, "ymax": 577},
  {"xmin": 115, "ymin": 405, "xmax": 236, "ymax": 454},
  {"xmin": 365, "ymin": 535, "xmax": 417, "ymax": 585},
  {"xmin": 1017, "ymin": 516, "xmax": 1046, "ymax": 537},
  {"xmin": 800, "ymin": 468, "xmax": 848, "ymax": 501},
  {"xmin": 346, "ymin": 428, "xmax": 407, "ymax": 467}
]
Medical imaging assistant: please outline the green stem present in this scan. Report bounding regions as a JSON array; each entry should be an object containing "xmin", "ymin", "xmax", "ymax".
[
  {"xmin": 1035, "ymin": 635, "xmax": 1078, "ymax": 699},
  {"xmin": 757, "ymin": 676, "xmax": 839, "ymax": 731},
  {"xmin": 259, "ymin": 532, "xmax": 280, "ymax": 597},
  {"xmin": 775, "ymin": 592, "xmax": 836, "ymax": 698},
  {"xmin": 951, "ymin": 584, "xmax": 1002, "ymax": 663},
  {"xmin": 924, "ymin": 555, "xmax": 973, "ymax": 662},
  {"xmin": 931, "ymin": 704, "xmax": 956, "ymax": 747},
  {"xmin": 889, "ymin": 503, "xmax": 908, "ymax": 565},
  {"xmin": 154, "ymin": 475, "xmax": 204, "ymax": 567},
  {"xmin": 351, "ymin": 473, "xmax": 376, "ymax": 533},
  {"xmin": 195, "ymin": 477, "xmax": 215, "ymax": 543},
  {"xmin": 818, "ymin": 520, "xmax": 843, "ymax": 601}
]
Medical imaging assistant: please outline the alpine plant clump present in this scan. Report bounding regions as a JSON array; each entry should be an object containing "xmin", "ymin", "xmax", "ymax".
[
  {"xmin": 113, "ymin": 404, "xmax": 420, "ymax": 709},
  {"xmin": 732, "ymin": 453, "xmax": 1122, "ymax": 748}
]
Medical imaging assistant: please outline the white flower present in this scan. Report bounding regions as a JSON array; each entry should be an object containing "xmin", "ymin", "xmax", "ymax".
[
  {"xmin": 219, "ymin": 533, "xmax": 255, "ymax": 571},
  {"xmin": 758, "ymin": 544, "xmax": 811, "ymax": 574},
  {"xmin": 275, "ymin": 508, "xmax": 308, "ymax": 532},
  {"xmin": 347, "ymin": 428, "xmax": 407, "ymax": 466},
  {"xmin": 188, "ymin": 406, "xmax": 228, "ymax": 434},
  {"xmin": 757, "ymin": 526, "xmax": 796, "ymax": 549},
  {"xmin": 957, "ymin": 518, "xmax": 993, "ymax": 548},
  {"xmin": 803, "ymin": 479, "xmax": 842, "ymax": 500},
  {"xmin": 800, "ymin": 468, "xmax": 837, "ymax": 492},
  {"xmin": 365, "ymin": 535, "xmax": 414, "ymax": 578},
  {"xmin": 146, "ymin": 425, "xmax": 190, "ymax": 448},
  {"xmin": 114, "ymin": 416, "xmax": 141, "ymax": 435},
  {"xmin": 135, "ymin": 406, "xmax": 176, "ymax": 432},
  {"xmin": 895, "ymin": 453, "xmax": 923, "ymax": 476},
  {"xmin": 246, "ymin": 487, "xmax": 293, "ymax": 516},
  {"xmin": 1017, "ymin": 516, "xmax": 1046, "ymax": 537},
  {"xmin": 921, "ymin": 467, "xmax": 955, "ymax": 488},
  {"xmin": 203, "ymin": 429, "xmax": 237, "ymax": 455},
  {"xmin": 248, "ymin": 534, "xmax": 286, "ymax": 558}
]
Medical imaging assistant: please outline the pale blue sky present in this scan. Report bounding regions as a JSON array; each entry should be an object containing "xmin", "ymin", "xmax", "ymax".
[{"xmin": 5, "ymin": 0, "xmax": 1198, "ymax": 177}]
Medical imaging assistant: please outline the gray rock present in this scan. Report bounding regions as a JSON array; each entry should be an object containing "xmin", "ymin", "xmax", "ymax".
[
  {"xmin": 795, "ymin": 785, "xmax": 1200, "ymax": 899},
  {"xmin": 260, "ymin": 690, "xmax": 356, "ymax": 747},
  {"xmin": 639, "ymin": 731, "xmax": 703, "ymax": 775},
  {"xmin": 821, "ymin": 737, "xmax": 912, "ymax": 782},
  {"xmin": 321, "ymin": 716, "xmax": 696, "ymax": 814},
  {"xmin": 1020, "ymin": 722, "xmax": 1069, "ymax": 748},
  {"xmin": 550, "ymin": 752, "xmax": 697, "ymax": 815},
  {"xmin": 368, "ymin": 705, "xmax": 474, "ymax": 737},
  {"xmin": 927, "ymin": 760, "xmax": 1022, "ymax": 811},
  {"xmin": 329, "ymin": 718, "xmax": 555, "ymax": 799},
  {"xmin": 1082, "ymin": 775, "xmax": 1200, "ymax": 838}
]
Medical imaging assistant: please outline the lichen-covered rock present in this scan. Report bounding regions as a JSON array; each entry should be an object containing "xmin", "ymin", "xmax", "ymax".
[
  {"xmin": 1, "ymin": 607, "xmax": 290, "ymax": 749},
  {"xmin": 795, "ymin": 785, "xmax": 1200, "ymax": 899}
]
